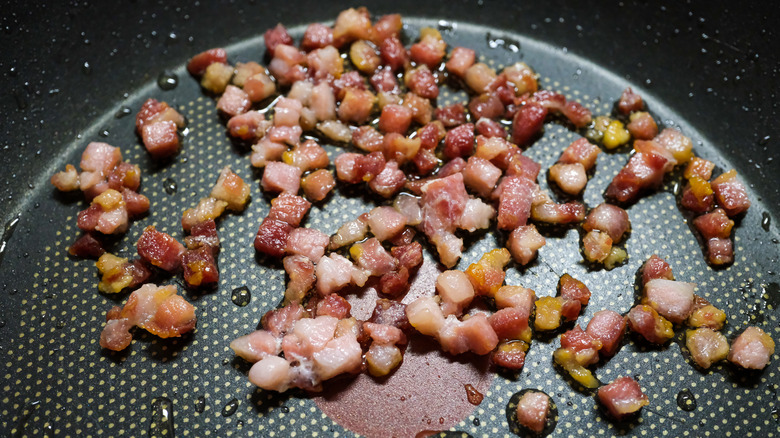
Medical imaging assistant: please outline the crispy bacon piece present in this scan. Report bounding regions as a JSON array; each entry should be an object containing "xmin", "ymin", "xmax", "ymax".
[
  {"xmin": 136, "ymin": 226, "xmax": 185, "ymax": 272},
  {"xmin": 728, "ymin": 326, "xmax": 775, "ymax": 370},
  {"xmin": 51, "ymin": 164, "xmax": 80, "ymax": 192},
  {"xmin": 511, "ymin": 102, "xmax": 547, "ymax": 146},
  {"xmin": 335, "ymin": 152, "xmax": 386, "ymax": 184},
  {"xmin": 605, "ymin": 149, "xmax": 670, "ymax": 204},
  {"xmin": 99, "ymin": 284, "xmax": 196, "ymax": 351},
  {"xmin": 684, "ymin": 157, "xmax": 715, "ymax": 180},
  {"xmin": 406, "ymin": 296, "xmax": 446, "ymax": 337},
  {"xmin": 515, "ymin": 391, "xmax": 551, "ymax": 434},
  {"xmin": 586, "ymin": 310, "xmax": 626, "ymax": 357},
  {"xmin": 553, "ymin": 342, "xmax": 599, "ymax": 388},
  {"xmin": 96, "ymin": 253, "xmax": 152, "ymax": 294},
  {"xmin": 534, "ymin": 296, "xmax": 565, "ymax": 331},
  {"xmin": 301, "ymin": 169, "xmax": 336, "ymax": 203},
  {"xmin": 182, "ymin": 245, "xmax": 219, "ymax": 288},
  {"xmin": 687, "ymin": 296, "xmax": 726, "ymax": 330},
  {"xmin": 185, "ymin": 219, "xmax": 220, "ymax": 252},
  {"xmin": 680, "ymin": 176, "xmax": 715, "ymax": 213},
  {"xmin": 181, "ymin": 197, "xmax": 228, "ymax": 232},
  {"xmin": 558, "ymin": 274, "xmax": 590, "ymax": 306},
  {"xmin": 254, "ymin": 218, "xmax": 293, "ymax": 258},
  {"xmin": 445, "ymin": 46, "xmax": 475, "ymax": 77},
  {"xmin": 597, "ymin": 376, "xmax": 649, "ymax": 420},
  {"xmin": 464, "ymin": 248, "xmax": 511, "ymax": 297},
  {"xmin": 627, "ymin": 304, "xmax": 673, "ymax": 344},
  {"xmin": 201, "ymin": 62, "xmax": 234, "ymax": 94},
  {"xmin": 685, "ymin": 328, "xmax": 729, "ymax": 369},
  {"xmin": 69, "ymin": 233, "xmax": 106, "ymax": 259},
  {"xmin": 583, "ymin": 203, "xmax": 630, "ymax": 243},
  {"xmin": 187, "ymin": 48, "xmax": 228, "ymax": 76},
  {"xmin": 491, "ymin": 340, "xmax": 528, "ymax": 370},
  {"xmin": 641, "ymin": 254, "xmax": 674, "ymax": 285},
  {"xmin": 210, "ymin": 166, "xmax": 250, "ymax": 211},
  {"xmin": 627, "ymin": 112, "xmax": 658, "ymax": 140},
  {"xmin": 78, "ymin": 189, "xmax": 129, "ymax": 235}
]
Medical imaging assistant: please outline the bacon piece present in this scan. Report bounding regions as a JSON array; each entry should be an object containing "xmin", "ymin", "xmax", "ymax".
[
  {"xmin": 337, "ymin": 87, "xmax": 375, "ymax": 124},
  {"xmin": 583, "ymin": 203, "xmax": 630, "ymax": 243},
  {"xmin": 286, "ymin": 228, "xmax": 329, "ymax": 262},
  {"xmin": 281, "ymin": 255, "xmax": 315, "ymax": 303},
  {"xmin": 314, "ymin": 294, "xmax": 352, "ymax": 320},
  {"xmin": 96, "ymin": 253, "xmax": 151, "ymax": 294},
  {"xmin": 248, "ymin": 356, "xmax": 292, "ymax": 392},
  {"xmin": 405, "ymin": 66, "xmax": 439, "ymax": 99},
  {"xmin": 643, "ymin": 279, "xmax": 695, "ymax": 324},
  {"xmin": 393, "ymin": 194, "xmax": 422, "ymax": 226},
  {"xmin": 141, "ymin": 121, "xmax": 179, "ymax": 159},
  {"xmin": 283, "ymin": 140, "xmax": 328, "ymax": 173},
  {"xmin": 515, "ymin": 391, "xmax": 550, "ymax": 434},
  {"xmin": 51, "ymin": 164, "xmax": 80, "ymax": 192},
  {"xmin": 558, "ymin": 274, "xmax": 590, "ymax": 306},
  {"xmin": 402, "ymin": 92, "xmax": 433, "ymax": 125},
  {"xmin": 598, "ymin": 376, "xmax": 649, "ymax": 420},
  {"xmin": 627, "ymin": 304, "xmax": 673, "ymax": 344},
  {"xmin": 351, "ymin": 126, "xmax": 384, "ymax": 153},
  {"xmin": 605, "ymin": 150, "xmax": 670, "ymax": 204},
  {"xmin": 379, "ymin": 36, "xmax": 409, "ymax": 72},
  {"xmin": 462, "ymin": 156, "xmax": 502, "ymax": 199},
  {"xmin": 69, "ymin": 233, "xmax": 106, "ymax": 259},
  {"xmin": 409, "ymin": 29, "xmax": 447, "ymax": 69},
  {"xmin": 468, "ymin": 93, "xmax": 504, "ymax": 120},
  {"xmin": 728, "ymin": 326, "xmax": 775, "ymax": 370},
  {"xmin": 347, "ymin": 39, "xmax": 380, "ymax": 75},
  {"xmin": 187, "ymin": 48, "xmax": 228, "ymax": 76},
  {"xmin": 464, "ymin": 63, "xmax": 496, "ymax": 94},
  {"xmin": 511, "ymin": 102, "xmax": 547, "ymax": 146},
  {"xmin": 491, "ymin": 340, "xmax": 528, "ymax": 370},
  {"xmin": 78, "ymin": 189, "xmax": 129, "ymax": 235},
  {"xmin": 365, "ymin": 342, "xmax": 403, "ymax": 377},
  {"xmin": 627, "ymin": 112, "xmax": 658, "ymax": 140},
  {"xmin": 209, "ymin": 166, "xmax": 250, "ymax": 211},
  {"xmin": 617, "ymin": 87, "xmax": 644, "ymax": 114},
  {"xmin": 216, "ymin": 85, "xmax": 251, "ymax": 117},
  {"xmin": 181, "ymin": 197, "xmax": 228, "ymax": 232},
  {"xmin": 641, "ymin": 254, "xmax": 674, "ymax": 285},
  {"xmin": 264, "ymin": 24, "xmax": 293, "ymax": 57},
  {"xmin": 552, "ymin": 345, "xmax": 598, "ymax": 388},
  {"xmin": 267, "ymin": 44, "xmax": 306, "ymax": 86},
  {"xmin": 489, "ymin": 306, "xmax": 532, "ymax": 343},
  {"xmin": 266, "ymin": 125, "xmax": 302, "ymax": 147},
  {"xmin": 687, "ymin": 297, "xmax": 726, "ymax": 330},
  {"xmin": 560, "ymin": 325, "xmax": 602, "ymax": 366},
  {"xmin": 184, "ymin": 219, "xmax": 220, "ymax": 252},
  {"xmin": 561, "ymin": 100, "xmax": 592, "ymax": 128},
  {"xmin": 493, "ymin": 286, "xmax": 535, "ymax": 314},
  {"xmin": 250, "ymin": 138, "xmax": 286, "ymax": 168},
  {"xmin": 201, "ymin": 62, "xmax": 234, "ymax": 94},
  {"xmin": 122, "ymin": 189, "xmax": 150, "ymax": 217},
  {"xmin": 586, "ymin": 310, "xmax": 626, "ymax": 357},
  {"xmin": 351, "ymin": 238, "xmax": 397, "ymax": 277},
  {"xmin": 436, "ymin": 270, "xmax": 476, "ymax": 317},
  {"xmin": 506, "ymin": 153, "xmax": 542, "ymax": 182},
  {"xmin": 330, "ymin": 216, "xmax": 369, "ymax": 250},
  {"xmin": 182, "ymin": 245, "xmax": 218, "ymax": 288},
  {"xmin": 232, "ymin": 61, "xmax": 265, "ymax": 87},
  {"xmin": 254, "ymin": 218, "xmax": 293, "ymax": 258},
  {"xmin": 301, "ymin": 169, "xmax": 335, "ymax": 203},
  {"xmin": 549, "ymin": 163, "xmax": 586, "ymax": 196},
  {"xmin": 230, "ymin": 330, "xmax": 281, "ymax": 363},
  {"xmin": 445, "ymin": 46, "xmax": 475, "ymax": 77},
  {"xmin": 332, "ymin": 7, "xmax": 372, "ymax": 47},
  {"xmin": 420, "ymin": 173, "xmax": 469, "ymax": 237},
  {"xmin": 369, "ymin": 160, "xmax": 406, "ymax": 198},
  {"xmin": 370, "ymin": 13, "xmax": 402, "ymax": 43},
  {"xmin": 366, "ymin": 206, "xmax": 407, "ymax": 242},
  {"xmin": 438, "ymin": 313, "xmax": 499, "ymax": 356},
  {"xmin": 693, "ymin": 208, "xmax": 734, "ymax": 265},
  {"xmin": 534, "ymin": 296, "xmax": 564, "ymax": 331},
  {"xmin": 684, "ymin": 157, "xmax": 715, "ymax": 180},
  {"xmin": 262, "ymin": 303, "xmax": 306, "ymax": 337},
  {"xmin": 711, "ymin": 169, "xmax": 751, "ymax": 216},
  {"xmin": 680, "ymin": 176, "xmax": 715, "ymax": 213},
  {"xmin": 99, "ymin": 284, "xmax": 196, "ymax": 351},
  {"xmin": 435, "ymin": 103, "xmax": 467, "ymax": 129},
  {"xmin": 107, "ymin": 162, "xmax": 141, "ymax": 193},
  {"xmin": 262, "ymin": 162, "xmax": 302, "ymax": 194},
  {"xmin": 502, "ymin": 62, "xmax": 537, "ymax": 96},
  {"xmin": 655, "ymin": 128, "xmax": 693, "ymax": 164},
  {"xmin": 243, "ymin": 71, "xmax": 277, "ymax": 103},
  {"xmin": 405, "ymin": 296, "xmax": 446, "ymax": 337},
  {"xmin": 475, "ymin": 118, "xmax": 506, "ymax": 139},
  {"xmin": 315, "ymin": 253, "xmax": 358, "ymax": 295},
  {"xmin": 376, "ymin": 104, "xmax": 412, "ymax": 135},
  {"xmin": 464, "ymin": 248, "xmax": 511, "ymax": 298},
  {"xmin": 301, "ymin": 23, "xmax": 333, "ymax": 52},
  {"xmin": 458, "ymin": 198, "xmax": 494, "ymax": 232},
  {"xmin": 497, "ymin": 176, "xmax": 535, "ymax": 230},
  {"xmin": 558, "ymin": 138, "xmax": 600, "ymax": 170},
  {"xmin": 268, "ymin": 193, "xmax": 311, "ymax": 227},
  {"xmin": 685, "ymin": 328, "xmax": 729, "ymax": 369},
  {"xmin": 136, "ymin": 225, "xmax": 184, "ymax": 272}
]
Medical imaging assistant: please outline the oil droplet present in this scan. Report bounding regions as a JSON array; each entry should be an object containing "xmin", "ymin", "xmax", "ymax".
[
  {"xmin": 115, "ymin": 106, "xmax": 132, "ymax": 118},
  {"xmin": 195, "ymin": 395, "xmax": 205, "ymax": 413},
  {"xmin": 99, "ymin": 129, "xmax": 110, "ymax": 137},
  {"xmin": 163, "ymin": 178, "xmax": 177, "ymax": 195},
  {"xmin": 772, "ymin": 407, "xmax": 778, "ymax": 421},
  {"xmin": 281, "ymin": 406, "xmax": 289, "ymax": 413},
  {"xmin": 231, "ymin": 286, "xmax": 251, "ymax": 307},
  {"xmin": 762, "ymin": 211, "xmax": 771, "ymax": 232},
  {"xmin": 157, "ymin": 71, "xmax": 179, "ymax": 91},
  {"xmin": 472, "ymin": 418, "xmax": 480, "ymax": 426},
  {"xmin": 0, "ymin": 320, "xmax": 5, "ymax": 328},
  {"xmin": 437, "ymin": 20, "xmax": 456, "ymax": 33},
  {"xmin": 464, "ymin": 384, "xmax": 483, "ymax": 405},
  {"xmin": 0, "ymin": 214, "xmax": 21, "ymax": 267},
  {"xmin": 762, "ymin": 282, "xmax": 780, "ymax": 308},
  {"xmin": 221, "ymin": 398, "xmax": 239, "ymax": 417},
  {"xmin": 676, "ymin": 389, "xmax": 697, "ymax": 411},
  {"xmin": 149, "ymin": 397, "xmax": 175, "ymax": 438},
  {"xmin": 55, "ymin": 320, "xmax": 65, "ymax": 329},
  {"xmin": 82, "ymin": 61, "xmax": 92, "ymax": 75},
  {"xmin": 237, "ymin": 420, "xmax": 244, "ymax": 428}
]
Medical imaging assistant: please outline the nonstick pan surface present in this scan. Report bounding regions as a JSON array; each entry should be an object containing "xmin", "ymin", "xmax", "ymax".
[{"xmin": 1, "ymin": 1, "xmax": 779, "ymax": 437}]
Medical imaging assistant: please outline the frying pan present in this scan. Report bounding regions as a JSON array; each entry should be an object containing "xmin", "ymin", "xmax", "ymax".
[{"xmin": 1, "ymin": 1, "xmax": 778, "ymax": 436}]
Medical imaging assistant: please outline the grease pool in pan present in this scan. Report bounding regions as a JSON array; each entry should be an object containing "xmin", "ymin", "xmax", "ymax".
[{"xmin": 1, "ymin": 17, "xmax": 778, "ymax": 438}]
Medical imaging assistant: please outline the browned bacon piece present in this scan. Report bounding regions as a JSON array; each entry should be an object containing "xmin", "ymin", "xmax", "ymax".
[
  {"xmin": 137, "ymin": 226, "xmax": 185, "ymax": 272},
  {"xmin": 283, "ymin": 255, "xmax": 316, "ymax": 303},
  {"xmin": 685, "ymin": 328, "xmax": 729, "ymax": 369},
  {"xmin": 605, "ymin": 148, "xmax": 670, "ymax": 204},
  {"xmin": 301, "ymin": 169, "xmax": 336, "ymax": 202},
  {"xmin": 583, "ymin": 203, "xmax": 630, "ymax": 244},
  {"xmin": 710, "ymin": 169, "xmax": 751, "ymax": 216},
  {"xmin": 135, "ymin": 99, "xmax": 186, "ymax": 159},
  {"xmin": 617, "ymin": 87, "xmax": 644, "ymax": 115},
  {"xmin": 77, "ymin": 189, "xmax": 129, "ymax": 235},
  {"xmin": 640, "ymin": 254, "xmax": 674, "ymax": 286},
  {"xmin": 184, "ymin": 219, "xmax": 220, "ymax": 252},
  {"xmin": 96, "ymin": 253, "xmax": 152, "ymax": 294},
  {"xmin": 182, "ymin": 245, "xmax": 219, "ymax": 288},
  {"xmin": 511, "ymin": 102, "xmax": 547, "ymax": 146},
  {"xmin": 597, "ymin": 376, "xmax": 649, "ymax": 420},
  {"xmin": 187, "ymin": 48, "xmax": 228, "ymax": 76},
  {"xmin": 693, "ymin": 208, "xmax": 735, "ymax": 265},
  {"xmin": 210, "ymin": 166, "xmax": 251, "ymax": 211},
  {"xmin": 445, "ymin": 46, "xmax": 475, "ymax": 78},
  {"xmin": 99, "ymin": 284, "xmax": 196, "ymax": 351},
  {"xmin": 627, "ymin": 304, "xmax": 673, "ymax": 344},
  {"xmin": 69, "ymin": 233, "xmax": 106, "ymax": 259},
  {"xmin": 558, "ymin": 274, "xmax": 591, "ymax": 306}
]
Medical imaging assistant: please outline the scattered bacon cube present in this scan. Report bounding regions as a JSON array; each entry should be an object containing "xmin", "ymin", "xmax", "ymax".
[
  {"xmin": 685, "ymin": 328, "xmax": 729, "ymax": 369},
  {"xmin": 617, "ymin": 87, "xmax": 644, "ymax": 114},
  {"xmin": 515, "ymin": 391, "xmax": 551, "ymax": 434},
  {"xmin": 217, "ymin": 85, "xmax": 251, "ymax": 117},
  {"xmin": 187, "ymin": 48, "xmax": 228, "ymax": 76},
  {"xmin": 210, "ymin": 166, "xmax": 250, "ymax": 211},
  {"xmin": 687, "ymin": 296, "xmax": 726, "ymax": 330},
  {"xmin": 497, "ymin": 176, "xmax": 535, "ymax": 230},
  {"xmin": 728, "ymin": 326, "xmax": 775, "ymax": 370},
  {"xmin": 491, "ymin": 340, "xmax": 528, "ymax": 370},
  {"xmin": 301, "ymin": 169, "xmax": 336, "ymax": 203},
  {"xmin": 141, "ymin": 120, "xmax": 180, "ymax": 159},
  {"xmin": 69, "ymin": 232, "xmax": 106, "ymax": 259},
  {"xmin": 627, "ymin": 304, "xmax": 673, "ymax": 344},
  {"xmin": 264, "ymin": 24, "xmax": 294, "ymax": 57},
  {"xmin": 182, "ymin": 245, "xmax": 219, "ymax": 288},
  {"xmin": 710, "ymin": 169, "xmax": 751, "ymax": 216},
  {"xmin": 136, "ymin": 225, "xmax": 185, "ymax": 272},
  {"xmin": 511, "ymin": 102, "xmax": 547, "ymax": 146},
  {"xmin": 464, "ymin": 248, "xmax": 511, "ymax": 297},
  {"xmin": 586, "ymin": 310, "xmax": 626, "ymax": 357},
  {"xmin": 507, "ymin": 225, "xmax": 545, "ymax": 265},
  {"xmin": 181, "ymin": 197, "xmax": 228, "ymax": 232},
  {"xmin": 597, "ymin": 376, "xmax": 649, "ymax": 420},
  {"xmin": 627, "ymin": 111, "xmax": 658, "ymax": 140},
  {"xmin": 96, "ymin": 253, "xmax": 151, "ymax": 294},
  {"xmin": 463, "ymin": 156, "xmax": 502, "ymax": 198},
  {"xmin": 283, "ymin": 255, "xmax": 316, "ymax": 303},
  {"xmin": 254, "ymin": 218, "xmax": 293, "ymax": 258},
  {"xmin": 262, "ymin": 162, "xmax": 302, "ymax": 194}
]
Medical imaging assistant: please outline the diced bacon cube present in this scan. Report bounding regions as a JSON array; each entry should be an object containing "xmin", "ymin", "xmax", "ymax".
[
  {"xmin": 313, "ymin": 334, "xmax": 363, "ymax": 380},
  {"xmin": 405, "ymin": 65, "xmax": 439, "ymax": 99},
  {"xmin": 330, "ymin": 217, "xmax": 369, "ymax": 250},
  {"xmin": 184, "ymin": 219, "xmax": 220, "ymax": 252},
  {"xmin": 141, "ymin": 121, "xmax": 179, "ymax": 158},
  {"xmin": 187, "ymin": 48, "xmax": 228, "ymax": 76},
  {"xmin": 352, "ymin": 125, "xmax": 385, "ymax": 152},
  {"xmin": 435, "ymin": 103, "xmax": 467, "ymax": 128},
  {"xmin": 69, "ymin": 233, "xmax": 106, "ymax": 259},
  {"xmin": 332, "ymin": 7, "xmax": 372, "ymax": 47},
  {"xmin": 558, "ymin": 274, "xmax": 591, "ymax": 305},
  {"xmin": 685, "ymin": 328, "xmax": 729, "ymax": 369},
  {"xmin": 515, "ymin": 391, "xmax": 550, "ymax": 434},
  {"xmin": 370, "ymin": 13, "xmax": 403, "ymax": 43},
  {"xmin": 464, "ymin": 63, "xmax": 496, "ymax": 94},
  {"xmin": 264, "ymin": 24, "xmax": 293, "ymax": 56},
  {"xmin": 688, "ymin": 298, "xmax": 727, "ymax": 330},
  {"xmin": 534, "ymin": 296, "xmax": 564, "ymax": 331},
  {"xmin": 440, "ymin": 313, "xmax": 499, "ymax": 355},
  {"xmin": 367, "ymin": 206, "xmax": 407, "ymax": 241},
  {"xmin": 684, "ymin": 157, "xmax": 716, "ymax": 180},
  {"xmin": 301, "ymin": 169, "xmax": 336, "ymax": 203},
  {"xmin": 51, "ymin": 164, "xmax": 80, "ymax": 192},
  {"xmin": 643, "ymin": 279, "xmax": 695, "ymax": 324},
  {"xmin": 210, "ymin": 166, "xmax": 250, "ymax": 211},
  {"xmin": 512, "ymin": 102, "xmax": 547, "ymax": 146},
  {"xmin": 583, "ymin": 203, "xmax": 630, "ymax": 243},
  {"xmin": 582, "ymin": 230, "xmax": 612, "ymax": 263},
  {"xmin": 244, "ymin": 71, "xmax": 277, "ymax": 102},
  {"xmin": 283, "ymin": 140, "xmax": 329, "ymax": 173},
  {"xmin": 498, "ymin": 176, "xmax": 535, "ymax": 230},
  {"xmin": 420, "ymin": 173, "xmax": 469, "ymax": 236},
  {"xmin": 586, "ymin": 310, "xmax": 626, "ymax": 357},
  {"xmin": 379, "ymin": 36, "xmax": 409, "ymax": 72},
  {"xmin": 605, "ymin": 151, "xmax": 670, "ymax": 204},
  {"xmin": 463, "ymin": 156, "xmax": 502, "ymax": 198},
  {"xmin": 368, "ymin": 160, "xmax": 405, "ymax": 198},
  {"xmin": 458, "ymin": 198, "xmax": 495, "ymax": 232},
  {"xmin": 230, "ymin": 330, "xmax": 280, "ymax": 363},
  {"xmin": 561, "ymin": 100, "xmax": 592, "ymax": 128},
  {"xmin": 286, "ymin": 228, "xmax": 329, "ymax": 262},
  {"xmin": 549, "ymin": 163, "xmax": 587, "ymax": 195},
  {"xmin": 560, "ymin": 325, "xmax": 602, "ymax": 366},
  {"xmin": 262, "ymin": 162, "xmax": 302, "ymax": 194},
  {"xmin": 627, "ymin": 111, "xmax": 658, "ymax": 140},
  {"xmin": 232, "ymin": 61, "xmax": 265, "ymax": 87},
  {"xmin": 315, "ymin": 253, "xmax": 356, "ymax": 295},
  {"xmin": 597, "ymin": 376, "xmax": 649, "ymax": 420},
  {"xmin": 350, "ymin": 238, "xmax": 397, "ymax": 277},
  {"xmin": 489, "ymin": 307, "xmax": 531, "ymax": 342},
  {"xmin": 728, "ymin": 326, "xmax": 775, "ymax": 370},
  {"xmin": 711, "ymin": 169, "xmax": 751, "ymax": 216},
  {"xmin": 491, "ymin": 341, "xmax": 527, "ymax": 370},
  {"xmin": 393, "ymin": 194, "xmax": 422, "ymax": 226},
  {"xmin": 268, "ymin": 193, "xmax": 311, "ymax": 227},
  {"xmin": 337, "ymin": 88, "xmax": 376, "ymax": 124},
  {"xmin": 475, "ymin": 118, "xmax": 506, "ymax": 139},
  {"xmin": 283, "ymin": 255, "xmax": 315, "ymax": 303},
  {"xmin": 248, "ymin": 356, "xmax": 292, "ymax": 392},
  {"xmin": 308, "ymin": 45, "xmax": 344, "ymax": 80},
  {"xmin": 250, "ymin": 138, "xmax": 286, "ymax": 168},
  {"xmin": 627, "ymin": 304, "xmax": 673, "ymax": 344},
  {"xmin": 617, "ymin": 87, "xmax": 643, "ymax": 114},
  {"xmin": 405, "ymin": 296, "xmax": 445, "ymax": 337},
  {"xmin": 301, "ymin": 23, "xmax": 334, "ymax": 51},
  {"xmin": 445, "ymin": 47, "xmax": 475, "ymax": 77},
  {"xmin": 266, "ymin": 125, "xmax": 302, "ymax": 147},
  {"xmin": 273, "ymin": 96, "xmax": 302, "ymax": 127},
  {"xmin": 410, "ymin": 30, "xmax": 447, "ymax": 69},
  {"xmin": 181, "ymin": 197, "xmax": 228, "ymax": 231},
  {"xmin": 503, "ymin": 62, "xmax": 538, "ymax": 95},
  {"xmin": 182, "ymin": 245, "xmax": 219, "ymax": 288},
  {"xmin": 383, "ymin": 133, "xmax": 421, "ymax": 164},
  {"xmin": 437, "ymin": 270, "xmax": 476, "ymax": 316},
  {"xmin": 122, "ymin": 189, "xmax": 149, "ymax": 217},
  {"xmin": 641, "ymin": 254, "xmax": 674, "ymax": 285},
  {"xmin": 443, "ymin": 123, "xmax": 475, "ymax": 160},
  {"xmin": 378, "ymin": 104, "xmax": 413, "ymax": 134},
  {"xmin": 201, "ymin": 62, "xmax": 234, "ymax": 94},
  {"xmin": 316, "ymin": 294, "xmax": 352, "ymax": 319},
  {"xmin": 217, "ymin": 85, "xmax": 251, "ymax": 117},
  {"xmin": 559, "ymin": 138, "xmax": 600, "ymax": 170},
  {"xmin": 254, "ymin": 218, "xmax": 293, "ymax": 258},
  {"xmin": 655, "ymin": 127, "xmax": 693, "ymax": 164},
  {"xmin": 137, "ymin": 225, "xmax": 185, "ymax": 272},
  {"xmin": 680, "ymin": 178, "xmax": 715, "ymax": 213},
  {"xmin": 468, "ymin": 93, "xmax": 504, "ymax": 120}
]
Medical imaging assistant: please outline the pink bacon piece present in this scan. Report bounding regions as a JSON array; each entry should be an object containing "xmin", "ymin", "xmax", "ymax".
[
  {"xmin": 137, "ymin": 225, "xmax": 185, "ymax": 272},
  {"xmin": 728, "ymin": 326, "xmax": 775, "ymax": 370},
  {"xmin": 598, "ymin": 376, "xmax": 649, "ymax": 420},
  {"xmin": 586, "ymin": 310, "xmax": 626, "ymax": 357},
  {"xmin": 515, "ymin": 391, "xmax": 551, "ymax": 434}
]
